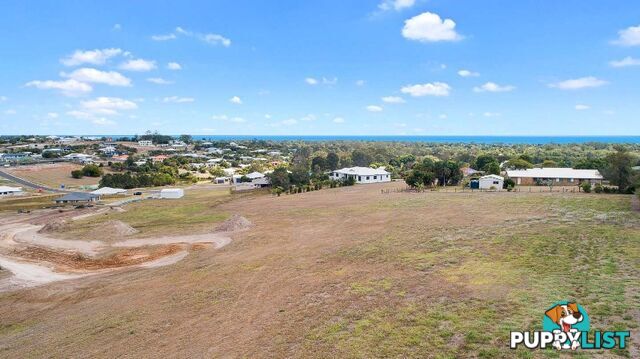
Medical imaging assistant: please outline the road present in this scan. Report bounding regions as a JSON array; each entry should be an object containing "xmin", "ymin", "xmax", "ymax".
[{"xmin": 0, "ymin": 169, "xmax": 65, "ymax": 192}]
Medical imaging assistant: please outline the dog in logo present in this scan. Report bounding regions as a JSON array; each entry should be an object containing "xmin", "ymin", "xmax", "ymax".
[{"xmin": 545, "ymin": 302, "xmax": 584, "ymax": 350}]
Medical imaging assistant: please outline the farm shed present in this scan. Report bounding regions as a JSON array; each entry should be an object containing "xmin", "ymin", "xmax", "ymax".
[{"xmin": 160, "ymin": 188, "xmax": 184, "ymax": 199}]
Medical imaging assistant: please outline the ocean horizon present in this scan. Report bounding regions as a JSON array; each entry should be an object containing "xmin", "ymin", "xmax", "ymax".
[{"xmin": 32, "ymin": 135, "xmax": 640, "ymax": 144}]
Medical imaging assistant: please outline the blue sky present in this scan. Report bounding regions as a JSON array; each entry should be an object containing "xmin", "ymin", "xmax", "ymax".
[{"xmin": 1, "ymin": 0, "xmax": 640, "ymax": 136}]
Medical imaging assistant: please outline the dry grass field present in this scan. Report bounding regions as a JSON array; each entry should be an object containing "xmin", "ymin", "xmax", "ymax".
[
  {"xmin": 0, "ymin": 183, "xmax": 638, "ymax": 358},
  {"xmin": 5, "ymin": 163, "xmax": 105, "ymax": 189}
]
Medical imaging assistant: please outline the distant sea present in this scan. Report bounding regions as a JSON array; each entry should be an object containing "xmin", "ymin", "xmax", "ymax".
[
  {"xmin": 185, "ymin": 135, "xmax": 640, "ymax": 144},
  {"xmin": 57, "ymin": 135, "xmax": 640, "ymax": 144}
]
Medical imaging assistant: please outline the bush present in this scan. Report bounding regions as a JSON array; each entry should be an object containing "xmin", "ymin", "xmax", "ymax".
[
  {"xmin": 71, "ymin": 170, "xmax": 84, "ymax": 179},
  {"xmin": 503, "ymin": 178, "xmax": 515, "ymax": 189},
  {"xmin": 580, "ymin": 182, "xmax": 592, "ymax": 193},
  {"xmin": 594, "ymin": 183, "xmax": 603, "ymax": 193},
  {"xmin": 82, "ymin": 164, "xmax": 103, "ymax": 177}
]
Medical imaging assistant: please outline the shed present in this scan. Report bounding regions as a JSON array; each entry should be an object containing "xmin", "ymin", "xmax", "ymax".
[
  {"xmin": 160, "ymin": 188, "xmax": 184, "ymax": 199},
  {"xmin": 91, "ymin": 187, "xmax": 127, "ymax": 196},
  {"xmin": 478, "ymin": 174, "xmax": 504, "ymax": 190},
  {"xmin": 0, "ymin": 186, "xmax": 24, "ymax": 197}
]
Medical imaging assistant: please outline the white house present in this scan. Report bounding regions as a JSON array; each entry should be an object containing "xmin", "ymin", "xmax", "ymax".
[
  {"xmin": 137, "ymin": 140, "xmax": 153, "ymax": 147},
  {"xmin": 160, "ymin": 188, "xmax": 184, "ymax": 199},
  {"xmin": 505, "ymin": 168, "xmax": 603, "ymax": 186},
  {"xmin": 232, "ymin": 171, "xmax": 265, "ymax": 184},
  {"xmin": 331, "ymin": 167, "xmax": 391, "ymax": 184},
  {"xmin": 478, "ymin": 174, "xmax": 504, "ymax": 190},
  {"xmin": 0, "ymin": 186, "xmax": 24, "ymax": 197},
  {"xmin": 91, "ymin": 187, "xmax": 127, "ymax": 196}
]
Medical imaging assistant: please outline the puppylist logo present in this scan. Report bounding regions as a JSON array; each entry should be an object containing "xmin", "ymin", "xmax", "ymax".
[{"xmin": 510, "ymin": 301, "xmax": 630, "ymax": 351}]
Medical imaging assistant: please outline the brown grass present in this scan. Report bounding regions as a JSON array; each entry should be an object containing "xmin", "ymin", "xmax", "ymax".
[
  {"xmin": 0, "ymin": 182, "xmax": 638, "ymax": 358},
  {"xmin": 5, "ymin": 163, "xmax": 107, "ymax": 189}
]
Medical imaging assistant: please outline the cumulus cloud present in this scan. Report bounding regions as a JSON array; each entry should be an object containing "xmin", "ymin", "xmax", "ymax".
[
  {"xmin": 163, "ymin": 96, "xmax": 195, "ymax": 103},
  {"xmin": 548, "ymin": 77, "xmax": 608, "ymax": 90},
  {"xmin": 119, "ymin": 58, "xmax": 157, "ymax": 72},
  {"xmin": 483, "ymin": 112, "xmax": 501, "ymax": 117},
  {"xmin": 90, "ymin": 118, "xmax": 116, "ymax": 126},
  {"xmin": 25, "ymin": 79, "xmax": 93, "ymax": 96},
  {"xmin": 61, "ymin": 48, "xmax": 123, "ymax": 66},
  {"xmin": 81, "ymin": 97, "xmax": 138, "ymax": 114},
  {"xmin": 147, "ymin": 77, "xmax": 173, "ymax": 85},
  {"xmin": 609, "ymin": 56, "xmax": 640, "ymax": 67},
  {"xmin": 401, "ymin": 82, "xmax": 451, "ymax": 97},
  {"xmin": 382, "ymin": 96, "xmax": 405, "ymax": 103},
  {"xmin": 305, "ymin": 77, "xmax": 319, "ymax": 85},
  {"xmin": 47, "ymin": 112, "xmax": 59, "ymax": 118},
  {"xmin": 402, "ymin": 12, "xmax": 462, "ymax": 42},
  {"xmin": 167, "ymin": 62, "xmax": 182, "ymax": 70},
  {"xmin": 322, "ymin": 77, "xmax": 338, "ymax": 85},
  {"xmin": 201, "ymin": 33, "xmax": 232, "ymax": 47},
  {"xmin": 4, "ymin": 109, "xmax": 16, "ymax": 115},
  {"xmin": 458, "ymin": 69, "xmax": 479, "ymax": 77},
  {"xmin": 281, "ymin": 118, "xmax": 298, "ymax": 125},
  {"xmin": 61, "ymin": 68, "xmax": 131, "ymax": 87},
  {"xmin": 333, "ymin": 117, "xmax": 345, "ymax": 123},
  {"xmin": 229, "ymin": 96, "xmax": 242, "ymax": 104},
  {"xmin": 157, "ymin": 26, "xmax": 231, "ymax": 47},
  {"xmin": 0, "ymin": 96, "xmax": 7, "ymax": 102},
  {"xmin": 378, "ymin": 0, "xmax": 415, "ymax": 11},
  {"xmin": 473, "ymin": 82, "xmax": 515, "ymax": 93},
  {"xmin": 230, "ymin": 117, "xmax": 246, "ymax": 123},
  {"xmin": 366, "ymin": 105, "xmax": 383, "ymax": 112},
  {"xmin": 575, "ymin": 104, "xmax": 590, "ymax": 110},
  {"xmin": 356, "ymin": 80, "xmax": 366, "ymax": 86},
  {"xmin": 612, "ymin": 25, "xmax": 640, "ymax": 46}
]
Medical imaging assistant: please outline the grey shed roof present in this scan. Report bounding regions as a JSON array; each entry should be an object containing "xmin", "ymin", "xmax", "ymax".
[{"xmin": 55, "ymin": 192, "xmax": 100, "ymax": 202}]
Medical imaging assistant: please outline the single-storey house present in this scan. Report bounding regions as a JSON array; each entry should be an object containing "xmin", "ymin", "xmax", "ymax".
[
  {"xmin": 461, "ymin": 167, "xmax": 480, "ymax": 177},
  {"xmin": 478, "ymin": 174, "xmax": 504, "ymax": 190},
  {"xmin": 159, "ymin": 188, "xmax": 184, "ymax": 199},
  {"xmin": 233, "ymin": 171, "xmax": 265, "ymax": 184},
  {"xmin": 55, "ymin": 192, "xmax": 100, "ymax": 204},
  {"xmin": 0, "ymin": 186, "xmax": 24, "ymax": 197},
  {"xmin": 331, "ymin": 167, "xmax": 391, "ymax": 184},
  {"xmin": 505, "ymin": 167, "xmax": 603, "ymax": 186}
]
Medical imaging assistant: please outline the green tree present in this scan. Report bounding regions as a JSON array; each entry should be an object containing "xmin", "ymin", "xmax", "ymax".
[
  {"xmin": 473, "ymin": 154, "xmax": 497, "ymax": 171},
  {"xmin": 82, "ymin": 164, "xmax": 103, "ymax": 177},
  {"xmin": 351, "ymin": 150, "xmax": 373, "ymax": 167},
  {"xmin": 483, "ymin": 162, "xmax": 501, "ymax": 175},
  {"xmin": 604, "ymin": 146, "xmax": 635, "ymax": 192},
  {"xmin": 267, "ymin": 167, "xmax": 291, "ymax": 190},
  {"xmin": 505, "ymin": 158, "xmax": 533, "ymax": 169}
]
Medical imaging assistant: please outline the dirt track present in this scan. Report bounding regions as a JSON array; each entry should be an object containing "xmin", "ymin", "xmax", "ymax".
[{"xmin": 0, "ymin": 207, "xmax": 239, "ymax": 291}]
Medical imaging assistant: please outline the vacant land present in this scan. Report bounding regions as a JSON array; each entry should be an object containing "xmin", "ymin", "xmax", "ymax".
[
  {"xmin": 0, "ymin": 183, "xmax": 638, "ymax": 358},
  {"xmin": 5, "ymin": 163, "xmax": 104, "ymax": 189}
]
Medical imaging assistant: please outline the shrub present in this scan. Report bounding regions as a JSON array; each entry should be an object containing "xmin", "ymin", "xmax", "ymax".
[
  {"xmin": 71, "ymin": 170, "xmax": 84, "ymax": 179},
  {"xmin": 503, "ymin": 178, "xmax": 515, "ymax": 189},
  {"xmin": 594, "ymin": 183, "xmax": 603, "ymax": 193},
  {"xmin": 580, "ymin": 182, "xmax": 592, "ymax": 193},
  {"xmin": 82, "ymin": 164, "xmax": 103, "ymax": 177}
]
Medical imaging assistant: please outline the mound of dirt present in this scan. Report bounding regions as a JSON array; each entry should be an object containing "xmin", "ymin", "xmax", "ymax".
[
  {"xmin": 38, "ymin": 219, "xmax": 69, "ymax": 233},
  {"xmin": 216, "ymin": 215, "xmax": 252, "ymax": 232},
  {"xmin": 98, "ymin": 220, "xmax": 138, "ymax": 236}
]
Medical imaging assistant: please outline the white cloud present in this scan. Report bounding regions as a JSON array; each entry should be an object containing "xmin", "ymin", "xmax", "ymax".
[
  {"xmin": 305, "ymin": 77, "xmax": 319, "ymax": 85},
  {"xmin": 438, "ymin": 113, "xmax": 447, "ymax": 119},
  {"xmin": 548, "ymin": 77, "xmax": 608, "ymax": 90},
  {"xmin": 4, "ymin": 109, "xmax": 16, "ymax": 115},
  {"xmin": 458, "ymin": 69, "xmax": 479, "ymax": 77},
  {"xmin": 281, "ymin": 118, "xmax": 298, "ymax": 125},
  {"xmin": 81, "ymin": 97, "xmax": 138, "ymax": 114},
  {"xmin": 300, "ymin": 114, "xmax": 316, "ymax": 121},
  {"xmin": 609, "ymin": 56, "xmax": 640, "ymax": 67},
  {"xmin": 61, "ymin": 68, "xmax": 132, "ymax": 87},
  {"xmin": 119, "ymin": 58, "xmax": 157, "ymax": 72},
  {"xmin": 378, "ymin": 0, "xmax": 415, "ymax": 11},
  {"xmin": 212, "ymin": 114, "xmax": 228, "ymax": 120},
  {"xmin": 25, "ymin": 79, "xmax": 93, "ymax": 96},
  {"xmin": 382, "ymin": 96, "xmax": 405, "ymax": 103},
  {"xmin": 612, "ymin": 25, "xmax": 640, "ymax": 46},
  {"xmin": 333, "ymin": 117, "xmax": 345, "ymax": 123},
  {"xmin": 401, "ymin": 82, "xmax": 451, "ymax": 97},
  {"xmin": 0, "ymin": 96, "xmax": 6, "ymax": 102},
  {"xmin": 483, "ymin": 112, "xmax": 501, "ymax": 117},
  {"xmin": 229, "ymin": 96, "xmax": 242, "ymax": 104},
  {"xmin": 167, "ymin": 62, "xmax": 182, "ymax": 70},
  {"xmin": 322, "ymin": 77, "xmax": 338, "ymax": 85},
  {"xmin": 402, "ymin": 12, "xmax": 462, "ymax": 43},
  {"xmin": 473, "ymin": 82, "xmax": 515, "ymax": 93},
  {"xmin": 264, "ymin": 114, "xmax": 272, "ymax": 119},
  {"xmin": 230, "ymin": 117, "xmax": 246, "ymax": 123},
  {"xmin": 151, "ymin": 33, "xmax": 177, "ymax": 41},
  {"xmin": 61, "ymin": 48, "xmax": 123, "ymax": 66},
  {"xmin": 47, "ymin": 112, "xmax": 59, "ymax": 118},
  {"xmin": 201, "ymin": 33, "xmax": 232, "ymax": 47},
  {"xmin": 366, "ymin": 105, "xmax": 383, "ymax": 112},
  {"xmin": 575, "ymin": 104, "xmax": 590, "ymax": 111},
  {"xmin": 147, "ymin": 77, "xmax": 173, "ymax": 85},
  {"xmin": 112, "ymin": 24, "xmax": 121, "ymax": 31},
  {"xmin": 356, "ymin": 80, "xmax": 366, "ymax": 86},
  {"xmin": 163, "ymin": 96, "xmax": 195, "ymax": 103}
]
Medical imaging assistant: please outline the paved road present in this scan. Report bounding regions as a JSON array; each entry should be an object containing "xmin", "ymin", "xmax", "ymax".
[{"xmin": 0, "ymin": 169, "xmax": 65, "ymax": 193}]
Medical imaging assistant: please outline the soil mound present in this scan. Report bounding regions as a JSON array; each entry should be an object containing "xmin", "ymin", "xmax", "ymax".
[
  {"xmin": 99, "ymin": 220, "xmax": 139, "ymax": 236},
  {"xmin": 38, "ymin": 219, "xmax": 69, "ymax": 233},
  {"xmin": 216, "ymin": 215, "xmax": 252, "ymax": 232}
]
